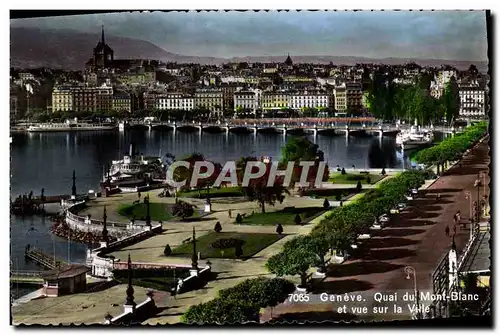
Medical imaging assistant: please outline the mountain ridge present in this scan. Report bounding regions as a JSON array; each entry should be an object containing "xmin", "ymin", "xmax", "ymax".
[{"xmin": 10, "ymin": 27, "xmax": 488, "ymax": 71}]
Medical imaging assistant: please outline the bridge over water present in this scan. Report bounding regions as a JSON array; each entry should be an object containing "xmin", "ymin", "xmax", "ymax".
[{"xmin": 123, "ymin": 119, "xmax": 458, "ymax": 137}]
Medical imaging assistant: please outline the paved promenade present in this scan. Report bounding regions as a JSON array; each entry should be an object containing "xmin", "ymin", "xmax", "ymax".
[{"xmin": 260, "ymin": 138, "xmax": 490, "ymax": 322}]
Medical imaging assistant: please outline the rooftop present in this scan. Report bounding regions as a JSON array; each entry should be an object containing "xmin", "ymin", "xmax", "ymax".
[{"xmin": 42, "ymin": 264, "xmax": 90, "ymax": 281}]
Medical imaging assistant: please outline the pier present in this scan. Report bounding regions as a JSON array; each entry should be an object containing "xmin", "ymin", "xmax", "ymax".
[
  {"xmin": 10, "ymin": 270, "xmax": 44, "ymax": 285},
  {"xmin": 24, "ymin": 246, "xmax": 67, "ymax": 270}
]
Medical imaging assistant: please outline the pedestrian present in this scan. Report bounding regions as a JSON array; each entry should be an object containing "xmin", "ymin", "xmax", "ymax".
[
  {"xmin": 445, "ymin": 226, "xmax": 450, "ymax": 238},
  {"xmin": 453, "ymin": 225, "xmax": 457, "ymax": 235},
  {"xmin": 228, "ymin": 209, "xmax": 232, "ymax": 218},
  {"xmin": 436, "ymin": 193, "xmax": 441, "ymax": 200}
]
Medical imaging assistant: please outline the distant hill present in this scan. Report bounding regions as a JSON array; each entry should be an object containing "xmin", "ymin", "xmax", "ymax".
[
  {"xmin": 9, "ymin": 27, "xmax": 222, "ymax": 69},
  {"xmin": 10, "ymin": 27, "xmax": 488, "ymax": 71}
]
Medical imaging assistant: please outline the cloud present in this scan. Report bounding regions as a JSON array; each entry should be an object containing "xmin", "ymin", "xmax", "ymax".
[{"xmin": 10, "ymin": 10, "xmax": 488, "ymax": 61}]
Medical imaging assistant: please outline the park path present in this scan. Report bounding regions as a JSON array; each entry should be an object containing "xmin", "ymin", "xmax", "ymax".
[{"xmin": 260, "ymin": 138, "xmax": 490, "ymax": 322}]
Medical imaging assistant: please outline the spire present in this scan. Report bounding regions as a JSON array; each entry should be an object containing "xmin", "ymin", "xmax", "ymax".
[
  {"xmin": 101, "ymin": 25, "xmax": 105, "ymax": 45},
  {"xmin": 191, "ymin": 227, "xmax": 198, "ymax": 270},
  {"xmin": 125, "ymin": 254, "xmax": 136, "ymax": 306}
]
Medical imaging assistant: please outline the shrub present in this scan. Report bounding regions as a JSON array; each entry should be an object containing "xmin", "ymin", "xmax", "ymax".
[
  {"xmin": 235, "ymin": 213, "xmax": 243, "ymax": 224},
  {"xmin": 211, "ymin": 238, "xmax": 244, "ymax": 249},
  {"xmin": 341, "ymin": 167, "xmax": 346, "ymax": 175},
  {"xmin": 214, "ymin": 221, "xmax": 222, "ymax": 233},
  {"xmin": 294, "ymin": 214, "xmax": 302, "ymax": 225},
  {"xmin": 172, "ymin": 201, "xmax": 195, "ymax": 219},
  {"xmin": 381, "ymin": 167, "xmax": 386, "ymax": 176},
  {"xmin": 366, "ymin": 176, "xmax": 371, "ymax": 184},
  {"xmin": 235, "ymin": 244, "xmax": 243, "ymax": 259},
  {"xmin": 323, "ymin": 198, "xmax": 330, "ymax": 209},
  {"xmin": 335, "ymin": 194, "xmax": 342, "ymax": 201},
  {"xmin": 164, "ymin": 244, "xmax": 172, "ymax": 256},
  {"xmin": 276, "ymin": 223, "xmax": 284, "ymax": 235},
  {"xmin": 356, "ymin": 180, "xmax": 362, "ymax": 192}
]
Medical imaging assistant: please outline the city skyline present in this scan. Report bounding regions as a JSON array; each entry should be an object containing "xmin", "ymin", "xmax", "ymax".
[{"xmin": 11, "ymin": 10, "xmax": 488, "ymax": 62}]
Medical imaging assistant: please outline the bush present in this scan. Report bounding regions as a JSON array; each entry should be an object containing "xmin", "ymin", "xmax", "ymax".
[
  {"xmin": 341, "ymin": 167, "xmax": 346, "ymax": 175},
  {"xmin": 276, "ymin": 223, "xmax": 284, "ymax": 235},
  {"xmin": 172, "ymin": 201, "xmax": 195, "ymax": 219},
  {"xmin": 366, "ymin": 176, "xmax": 371, "ymax": 184},
  {"xmin": 356, "ymin": 180, "xmax": 362, "ymax": 192},
  {"xmin": 235, "ymin": 213, "xmax": 243, "ymax": 224},
  {"xmin": 381, "ymin": 167, "xmax": 386, "ymax": 176},
  {"xmin": 335, "ymin": 194, "xmax": 342, "ymax": 201},
  {"xmin": 211, "ymin": 238, "xmax": 244, "ymax": 249},
  {"xmin": 323, "ymin": 198, "xmax": 330, "ymax": 209},
  {"xmin": 294, "ymin": 214, "xmax": 302, "ymax": 225},
  {"xmin": 214, "ymin": 221, "xmax": 222, "ymax": 233},
  {"xmin": 164, "ymin": 244, "xmax": 172, "ymax": 256},
  {"xmin": 235, "ymin": 244, "xmax": 243, "ymax": 258}
]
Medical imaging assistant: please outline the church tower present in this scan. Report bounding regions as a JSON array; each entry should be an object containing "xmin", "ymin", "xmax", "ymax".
[{"xmin": 91, "ymin": 25, "xmax": 114, "ymax": 69}]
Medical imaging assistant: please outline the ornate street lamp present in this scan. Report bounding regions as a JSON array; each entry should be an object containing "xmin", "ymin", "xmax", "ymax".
[{"xmin": 404, "ymin": 266, "xmax": 420, "ymax": 319}]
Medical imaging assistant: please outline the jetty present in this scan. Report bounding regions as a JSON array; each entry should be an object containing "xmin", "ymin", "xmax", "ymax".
[{"xmin": 24, "ymin": 246, "xmax": 67, "ymax": 270}]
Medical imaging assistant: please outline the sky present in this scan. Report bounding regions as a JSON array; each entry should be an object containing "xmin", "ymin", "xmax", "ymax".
[{"xmin": 10, "ymin": 11, "xmax": 488, "ymax": 61}]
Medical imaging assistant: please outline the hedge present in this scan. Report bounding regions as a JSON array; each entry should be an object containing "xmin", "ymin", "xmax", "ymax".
[{"xmin": 182, "ymin": 277, "xmax": 295, "ymax": 324}]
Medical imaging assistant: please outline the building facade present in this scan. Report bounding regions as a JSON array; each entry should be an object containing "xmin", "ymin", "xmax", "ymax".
[
  {"xmin": 85, "ymin": 26, "xmax": 114, "ymax": 71},
  {"xmin": 52, "ymin": 86, "xmax": 74, "ymax": 113},
  {"xmin": 194, "ymin": 88, "xmax": 223, "ymax": 111},
  {"xmin": 113, "ymin": 91, "xmax": 132, "ymax": 113},
  {"xmin": 261, "ymin": 91, "xmax": 290, "ymax": 110},
  {"xmin": 234, "ymin": 89, "xmax": 261, "ymax": 111},
  {"xmin": 290, "ymin": 91, "xmax": 329, "ymax": 110},
  {"xmin": 458, "ymin": 82, "xmax": 486, "ymax": 118},
  {"xmin": 333, "ymin": 84, "xmax": 347, "ymax": 112},
  {"xmin": 156, "ymin": 93, "xmax": 195, "ymax": 111},
  {"xmin": 345, "ymin": 82, "xmax": 363, "ymax": 114}
]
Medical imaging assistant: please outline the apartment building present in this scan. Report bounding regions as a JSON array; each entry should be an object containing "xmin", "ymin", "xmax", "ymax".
[
  {"xmin": 234, "ymin": 89, "xmax": 262, "ymax": 111},
  {"xmin": 261, "ymin": 91, "xmax": 290, "ymax": 110},
  {"xmin": 333, "ymin": 84, "xmax": 347, "ymax": 112},
  {"xmin": 112, "ymin": 91, "xmax": 132, "ymax": 113},
  {"xmin": 346, "ymin": 82, "xmax": 363, "ymax": 114},
  {"xmin": 290, "ymin": 91, "xmax": 329, "ymax": 110},
  {"xmin": 194, "ymin": 88, "xmax": 223, "ymax": 111},
  {"xmin": 458, "ymin": 82, "xmax": 487, "ymax": 118},
  {"xmin": 52, "ymin": 86, "xmax": 74, "ymax": 112},
  {"xmin": 156, "ymin": 93, "xmax": 195, "ymax": 111}
]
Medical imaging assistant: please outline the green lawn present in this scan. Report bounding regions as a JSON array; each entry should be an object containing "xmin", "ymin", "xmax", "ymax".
[
  {"xmin": 239, "ymin": 206, "xmax": 325, "ymax": 226},
  {"xmin": 172, "ymin": 232, "xmax": 284, "ymax": 259},
  {"xmin": 328, "ymin": 172, "xmax": 385, "ymax": 185},
  {"xmin": 177, "ymin": 186, "xmax": 244, "ymax": 199},
  {"xmin": 117, "ymin": 202, "xmax": 174, "ymax": 221},
  {"xmin": 113, "ymin": 268, "xmax": 190, "ymax": 291}
]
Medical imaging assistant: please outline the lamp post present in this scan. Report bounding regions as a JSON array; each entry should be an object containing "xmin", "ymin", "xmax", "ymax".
[
  {"xmin": 465, "ymin": 191, "xmax": 472, "ymax": 238},
  {"xmin": 474, "ymin": 175, "xmax": 482, "ymax": 226},
  {"xmin": 404, "ymin": 266, "xmax": 420, "ymax": 319}
]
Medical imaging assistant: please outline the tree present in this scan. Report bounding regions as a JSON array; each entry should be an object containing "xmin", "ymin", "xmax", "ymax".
[
  {"xmin": 356, "ymin": 180, "xmax": 363, "ymax": 193},
  {"xmin": 366, "ymin": 175, "xmax": 371, "ymax": 184},
  {"xmin": 441, "ymin": 77, "xmax": 460, "ymax": 125},
  {"xmin": 294, "ymin": 213, "xmax": 302, "ymax": 225},
  {"xmin": 381, "ymin": 167, "xmax": 386, "ymax": 176},
  {"xmin": 341, "ymin": 168, "xmax": 346, "ymax": 175},
  {"xmin": 266, "ymin": 244, "xmax": 317, "ymax": 288},
  {"xmin": 164, "ymin": 244, "xmax": 172, "ymax": 256},
  {"xmin": 280, "ymin": 137, "xmax": 329, "ymax": 187},
  {"xmin": 235, "ymin": 213, "xmax": 243, "ymax": 224},
  {"xmin": 214, "ymin": 221, "xmax": 222, "ymax": 233},
  {"xmin": 182, "ymin": 298, "xmax": 260, "ymax": 324},
  {"xmin": 172, "ymin": 201, "xmax": 195, "ymax": 220},
  {"xmin": 323, "ymin": 198, "xmax": 330, "ymax": 209},
  {"xmin": 238, "ymin": 157, "xmax": 289, "ymax": 213}
]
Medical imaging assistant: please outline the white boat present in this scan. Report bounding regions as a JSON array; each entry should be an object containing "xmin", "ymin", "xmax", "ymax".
[
  {"xmin": 396, "ymin": 126, "xmax": 433, "ymax": 150},
  {"xmin": 27, "ymin": 119, "xmax": 116, "ymax": 132}
]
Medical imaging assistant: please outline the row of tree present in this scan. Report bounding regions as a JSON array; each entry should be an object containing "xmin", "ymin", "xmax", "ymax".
[
  {"xmin": 265, "ymin": 170, "xmax": 428, "ymax": 288},
  {"xmin": 365, "ymin": 71, "xmax": 461, "ymax": 124},
  {"xmin": 414, "ymin": 122, "xmax": 488, "ymax": 173},
  {"xmin": 181, "ymin": 277, "xmax": 296, "ymax": 324}
]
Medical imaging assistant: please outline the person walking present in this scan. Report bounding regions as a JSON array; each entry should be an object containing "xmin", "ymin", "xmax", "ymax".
[{"xmin": 445, "ymin": 226, "xmax": 450, "ymax": 238}]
